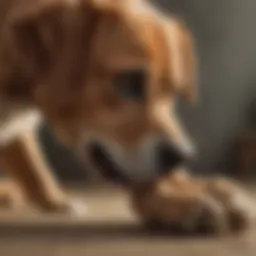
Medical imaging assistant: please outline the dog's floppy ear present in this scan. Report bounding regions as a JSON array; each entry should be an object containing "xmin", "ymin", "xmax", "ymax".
[
  {"xmin": 10, "ymin": 1, "xmax": 68, "ymax": 72},
  {"xmin": 163, "ymin": 18, "xmax": 198, "ymax": 103},
  {"xmin": 0, "ymin": 0, "xmax": 68, "ymax": 101}
]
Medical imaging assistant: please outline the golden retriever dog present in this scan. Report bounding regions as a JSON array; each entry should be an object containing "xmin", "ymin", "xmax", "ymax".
[{"xmin": 0, "ymin": 0, "xmax": 197, "ymax": 214}]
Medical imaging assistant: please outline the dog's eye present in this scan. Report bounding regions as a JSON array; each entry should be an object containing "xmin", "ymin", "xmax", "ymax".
[{"xmin": 114, "ymin": 70, "xmax": 146, "ymax": 101}]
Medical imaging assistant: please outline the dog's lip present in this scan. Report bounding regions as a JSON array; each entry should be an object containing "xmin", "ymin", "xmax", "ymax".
[
  {"xmin": 88, "ymin": 142, "xmax": 189, "ymax": 186},
  {"xmin": 88, "ymin": 142, "xmax": 132, "ymax": 185}
]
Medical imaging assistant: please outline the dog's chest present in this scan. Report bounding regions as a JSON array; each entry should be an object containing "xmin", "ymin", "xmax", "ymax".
[{"xmin": 0, "ymin": 102, "xmax": 42, "ymax": 145}]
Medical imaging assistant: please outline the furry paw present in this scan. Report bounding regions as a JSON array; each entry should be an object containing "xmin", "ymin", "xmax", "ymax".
[
  {"xmin": 206, "ymin": 178, "xmax": 255, "ymax": 233},
  {"xmin": 66, "ymin": 197, "xmax": 88, "ymax": 217},
  {"xmin": 131, "ymin": 170, "xmax": 255, "ymax": 236}
]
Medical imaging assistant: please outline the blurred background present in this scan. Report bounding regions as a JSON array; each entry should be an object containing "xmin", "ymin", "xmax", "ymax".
[{"xmin": 38, "ymin": 0, "xmax": 256, "ymax": 183}]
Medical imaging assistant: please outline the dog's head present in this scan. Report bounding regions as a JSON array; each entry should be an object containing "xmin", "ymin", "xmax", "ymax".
[{"xmin": 1, "ymin": 0, "xmax": 197, "ymax": 182}]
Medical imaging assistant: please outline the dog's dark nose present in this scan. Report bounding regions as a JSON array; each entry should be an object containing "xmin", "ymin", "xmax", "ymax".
[{"xmin": 156, "ymin": 142, "xmax": 186, "ymax": 173}]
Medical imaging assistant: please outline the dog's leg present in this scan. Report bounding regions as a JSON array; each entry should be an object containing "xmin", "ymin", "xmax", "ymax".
[
  {"xmin": 0, "ymin": 179, "xmax": 25, "ymax": 209},
  {"xmin": 0, "ymin": 130, "xmax": 86, "ymax": 215}
]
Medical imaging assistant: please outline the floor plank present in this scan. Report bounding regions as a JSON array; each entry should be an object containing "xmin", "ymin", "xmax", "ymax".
[{"xmin": 0, "ymin": 185, "xmax": 255, "ymax": 256}]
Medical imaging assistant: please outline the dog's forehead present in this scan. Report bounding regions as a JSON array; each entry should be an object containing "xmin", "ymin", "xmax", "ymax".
[{"xmin": 91, "ymin": 0, "xmax": 173, "ymax": 72}]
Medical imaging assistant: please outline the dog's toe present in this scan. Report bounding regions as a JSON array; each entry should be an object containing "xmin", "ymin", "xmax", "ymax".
[{"xmin": 67, "ymin": 198, "xmax": 88, "ymax": 217}]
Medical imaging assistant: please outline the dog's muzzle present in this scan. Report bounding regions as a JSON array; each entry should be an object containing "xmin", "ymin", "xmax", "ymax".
[
  {"xmin": 88, "ymin": 142, "xmax": 131, "ymax": 184},
  {"xmin": 87, "ymin": 139, "xmax": 193, "ymax": 185}
]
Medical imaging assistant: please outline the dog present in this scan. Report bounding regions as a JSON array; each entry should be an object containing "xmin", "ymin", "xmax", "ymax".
[{"xmin": 0, "ymin": 0, "xmax": 197, "ymax": 214}]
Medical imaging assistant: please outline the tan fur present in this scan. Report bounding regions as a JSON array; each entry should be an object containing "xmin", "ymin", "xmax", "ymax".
[
  {"xmin": 0, "ymin": 0, "xmax": 197, "ymax": 212},
  {"xmin": 131, "ymin": 169, "xmax": 255, "ymax": 234},
  {"xmin": 0, "ymin": 179, "xmax": 24, "ymax": 209}
]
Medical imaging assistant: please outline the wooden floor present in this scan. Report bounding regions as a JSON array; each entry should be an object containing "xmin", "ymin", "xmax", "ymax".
[{"xmin": 0, "ymin": 185, "xmax": 256, "ymax": 256}]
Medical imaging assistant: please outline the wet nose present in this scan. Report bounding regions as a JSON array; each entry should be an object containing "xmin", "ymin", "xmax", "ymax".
[{"xmin": 156, "ymin": 141, "xmax": 188, "ymax": 173}]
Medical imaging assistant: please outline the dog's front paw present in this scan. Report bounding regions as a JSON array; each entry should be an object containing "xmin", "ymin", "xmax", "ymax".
[
  {"xmin": 66, "ymin": 197, "xmax": 88, "ymax": 218},
  {"xmin": 206, "ymin": 178, "xmax": 255, "ymax": 233},
  {"xmin": 37, "ymin": 196, "xmax": 88, "ymax": 217}
]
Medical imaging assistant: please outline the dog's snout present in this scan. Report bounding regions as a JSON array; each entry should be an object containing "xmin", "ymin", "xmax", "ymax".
[{"xmin": 156, "ymin": 142, "xmax": 186, "ymax": 173}]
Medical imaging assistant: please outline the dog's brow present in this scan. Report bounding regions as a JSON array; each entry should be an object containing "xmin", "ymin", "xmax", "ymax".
[
  {"xmin": 80, "ymin": 4, "xmax": 102, "ymax": 82},
  {"xmin": 65, "ymin": 3, "xmax": 102, "ymax": 88}
]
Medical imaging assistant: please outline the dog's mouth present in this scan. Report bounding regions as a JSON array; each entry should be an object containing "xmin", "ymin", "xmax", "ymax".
[
  {"xmin": 88, "ymin": 142, "xmax": 187, "ymax": 186},
  {"xmin": 88, "ymin": 142, "xmax": 132, "ymax": 185}
]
